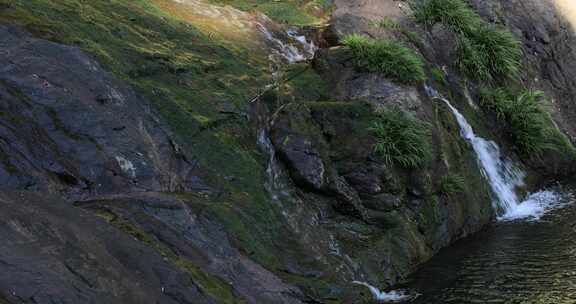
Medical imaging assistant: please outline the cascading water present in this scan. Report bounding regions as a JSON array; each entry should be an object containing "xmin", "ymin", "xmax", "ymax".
[
  {"xmin": 425, "ymin": 85, "xmax": 566, "ymax": 221},
  {"xmin": 425, "ymin": 85, "xmax": 525, "ymax": 215},
  {"xmin": 256, "ymin": 22, "xmax": 317, "ymax": 63},
  {"xmin": 351, "ymin": 281, "xmax": 412, "ymax": 303}
]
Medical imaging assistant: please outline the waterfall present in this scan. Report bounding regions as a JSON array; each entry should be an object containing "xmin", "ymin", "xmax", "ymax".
[
  {"xmin": 425, "ymin": 85, "xmax": 570, "ymax": 220},
  {"xmin": 425, "ymin": 86, "xmax": 526, "ymax": 215}
]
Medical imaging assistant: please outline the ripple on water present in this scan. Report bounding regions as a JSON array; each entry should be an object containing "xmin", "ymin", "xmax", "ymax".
[{"xmin": 399, "ymin": 187, "xmax": 576, "ymax": 304}]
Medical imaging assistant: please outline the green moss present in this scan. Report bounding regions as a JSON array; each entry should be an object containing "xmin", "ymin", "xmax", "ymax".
[
  {"xmin": 341, "ymin": 34, "xmax": 425, "ymax": 85},
  {"xmin": 283, "ymin": 64, "xmax": 329, "ymax": 101},
  {"xmin": 0, "ymin": 0, "xmax": 313, "ymax": 280}
]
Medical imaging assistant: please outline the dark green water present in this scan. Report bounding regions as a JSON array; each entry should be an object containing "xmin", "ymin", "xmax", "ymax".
[{"xmin": 400, "ymin": 190, "xmax": 576, "ymax": 304}]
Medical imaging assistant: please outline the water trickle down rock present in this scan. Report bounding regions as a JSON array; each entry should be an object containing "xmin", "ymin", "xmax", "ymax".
[{"xmin": 425, "ymin": 85, "xmax": 526, "ymax": 216}]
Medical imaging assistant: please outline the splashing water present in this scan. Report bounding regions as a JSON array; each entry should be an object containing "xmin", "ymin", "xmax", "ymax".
[
  {"xmin": 425, "ymin": 85, "xmax": 524, "ymax": 214},
  {"xmin": 287, "ymin": 29, "xmax": 317, "ymax": 58},
  {"xmin": 352, "ymin": 281, "xmax": 413, "ymax": 302},
  {"xmin": 424, "ymin": 85, "xmax": 569, "ymax": 221},
  {"xmin": 499, "ymin": 190, "xmax": 571, "ymax": 221},
  {"xmin": 256, "ymin": 23, "xmax": 316, "ymax": 63}
]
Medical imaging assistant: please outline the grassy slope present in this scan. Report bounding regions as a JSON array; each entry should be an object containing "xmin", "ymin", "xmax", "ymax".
[
  {"xmin": 0, "ymin": 0, "xmax": 327, "ymax": 293},
  {"xmin": 207, "ymin": 0, "xmax": 332, "ymax": 25}
]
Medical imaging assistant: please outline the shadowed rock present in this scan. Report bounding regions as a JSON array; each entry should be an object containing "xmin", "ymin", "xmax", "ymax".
[{"xmin": 0, "ymin": 191, "xmax": 215, "ymax": 304}]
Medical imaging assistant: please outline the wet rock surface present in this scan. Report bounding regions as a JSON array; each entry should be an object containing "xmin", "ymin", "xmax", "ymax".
[
  {"xmin": 0, "ymin": 25, "xmax": 206, "ymax": 197},
  {"xmin": 0, "ymin": 191, "xmax": 215, "ymax": 304},
  {"xmin": 76, "ymin": 192, "xmax": 307, "ymax": 304},
  {"xmin": 270, "ymin": 104, "xmax": 368, "ymax": 219},
  {"xmin": 0, "ymin": 25, "xmax": 307, "ymax": 304}
]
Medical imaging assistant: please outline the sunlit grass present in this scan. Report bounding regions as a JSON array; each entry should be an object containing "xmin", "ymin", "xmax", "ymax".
[
  {"xmin": 342, "ymin": 34, "xmax": 426, "ymax": 85},
  {"xmin": 206, "ymin": 0, "xmax": 329, "ymax": 25},
  {"xmin": 152, "ymin": 0, "xmax": 263, "ymax": 48},
  {"xmin": 413, "ymin": 0, "xmax": 521, "ymax": 83},
  {"xmin": 479, "ymin": 88, "xmax": 576, "ymax": 158}
]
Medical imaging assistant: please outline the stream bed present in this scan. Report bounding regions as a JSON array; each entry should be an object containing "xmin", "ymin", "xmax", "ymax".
[{"xmin": 399, "ymin": 186, "xmax": 576, "ymax": 304}]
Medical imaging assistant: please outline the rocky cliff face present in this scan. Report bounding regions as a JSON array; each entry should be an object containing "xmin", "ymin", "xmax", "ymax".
[
  {"xmin": 0, "ymin": 0, "xmax": 575, "ymax": 303},
  {"xmin": 0, "ymin": 26, "xmax": 204, "ymax": 196},
  {"xmin": 0, "ymin": 25, "xmax": 306, "ymax": 304},
  {"xmin": 472, "ymin": 0, "xmax": 576, "ymax": 178}
]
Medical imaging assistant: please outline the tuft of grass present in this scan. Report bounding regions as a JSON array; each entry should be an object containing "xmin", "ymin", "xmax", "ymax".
[
  {"xmin": 430, "ymin": 67, "xmax": 447, "ymax": 85},
  {"xmin": 413, "ymin": 0, "xmax": 481, "ymax": 32},
  {"xmin": 439, "ymin": 174, "xmax": 466, "ymax": 195},
  {"xmin": 341, "ymin": 34, "xmax": 426, "ymax": 85},
  {"xmin": 477, "ymin": 87, "xmax": 511, "ymax": 119},
  {"xmin": 412, "ymin": 0, "xmax": 522, "ymax": 83},
  {"xmin": 455, "ymin": 25, "xmax": 522, "ymax": 83},
  {"xmin": 371, "ymin": 107, "xmax": 432, "ymax": 168},
  {"xmin": 479, "ymin": 88, "xmax": 576, "ymax": 157},
  {"xmin": 373, "ymin": 17, "xmax": 401, "ymax": 30}
]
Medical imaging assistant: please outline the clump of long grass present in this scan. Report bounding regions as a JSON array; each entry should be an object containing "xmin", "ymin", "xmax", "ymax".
[
  {"xmin": 413, "ymin": 0, "xmax": 482, "ymax": 32},
  {"xmin": 439, "ymin": 174, "xmax": 466, "ymax": 195},
  {"xmin": 479, "ymin": 88, "xmax": 576, "ymax": 157},
  {"xmin": 341, "ymin": 34, "xmax": 426, "ymax": 85},
  {"xmin": 412, "ymin": 0, "xmax": 522, "ymax": 83},
  {"xmin": 456, "ymin": 25, "xmax": 522, "ymax": 83},
  {"xmin": 371, "ymin": 107, "xmax": 432, "ymax": 168}
]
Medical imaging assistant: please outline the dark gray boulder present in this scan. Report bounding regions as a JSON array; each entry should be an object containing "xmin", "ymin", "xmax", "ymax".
[
  {"xmin": 0, "ymin": 25, "xmax": 207, "ymax": 197},
  {"xmin": 0, "ymin": 191, "xmax": 215, "ymax": 304}
]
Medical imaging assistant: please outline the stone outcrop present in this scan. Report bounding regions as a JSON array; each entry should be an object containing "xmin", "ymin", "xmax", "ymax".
[
  {"xmin": 0, "ymin": 25, "xmax": 307, "ymax": 304},
  {"xmin": 0, "ymin": 26, "xmax": 207, "ymax": 197}
]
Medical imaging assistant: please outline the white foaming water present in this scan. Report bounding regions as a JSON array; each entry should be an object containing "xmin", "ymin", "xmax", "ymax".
[
  {"xmin": 424, "ymin": 85, "xmax": 571, "ymax": 221},
  {"xmin": 499, "ymin": 190, "xmax": 570, "ymax": 221},
  {"xmin": 425, "ymin": 85, "xmax": 525, "ymax": 215},
  {"xmin": 256, "ymin": 23, "xmax": 316, "ymax": 63},
  {"xmin": 352, "ymin": 281, "xmax": 412, "ymax": 302},
  {"xmin": 287, "ymin": 29, "xmax": 317, "ymax": 58}
]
